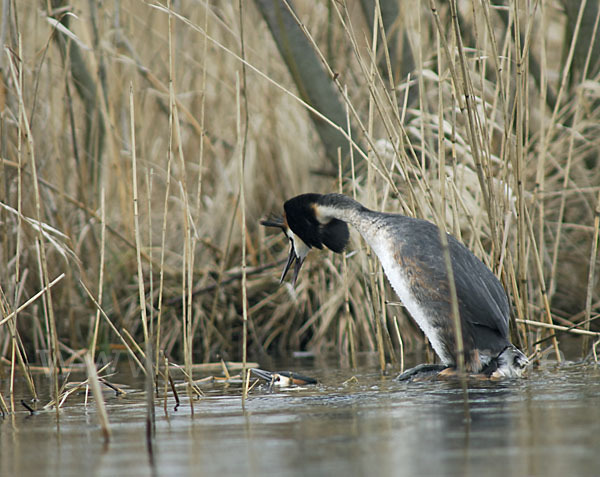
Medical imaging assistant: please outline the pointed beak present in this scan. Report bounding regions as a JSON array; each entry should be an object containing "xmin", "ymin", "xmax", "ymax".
[
  {"xmin": 250, "ymin": 368, "xmax": 275, "ymax": 381},
  {"xmin": 260, "ymin": 216, "xmax": 285, "ymax": 228},
  {"xmin": 280, "ymin": 244, "xmax": 305, "ymax": 287},
  {"xmin": 261, "ymin": 215, "xmax": 307, "ymax": 287}
]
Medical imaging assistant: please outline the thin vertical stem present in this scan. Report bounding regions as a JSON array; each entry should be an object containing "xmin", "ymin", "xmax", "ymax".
[
  {"xmin": 6, "ymin": 37, "xmax": 59, "ymax": 417},
  {"xmin": 130, "ymin": 84, "xmax": 149, "ymax": 346},
  {"xmin": 583, "ymin": 191, "xmax": 600, "ymax": 354},
  {"xmin": 90, "ymin": 188, "xmax": 106, "ymax": 362},
  {"xmin": 156, "ymin": 0, "xmax": 175, "ymax": 378},
  {"xmin": 238, "ymin": 0, "xmax": 250, "ymax": 403}
]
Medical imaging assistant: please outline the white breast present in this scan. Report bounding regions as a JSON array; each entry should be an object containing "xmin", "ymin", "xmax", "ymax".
[{"xmin": 366, "ymin": 233, "xmax": 453, "ymax": 365}]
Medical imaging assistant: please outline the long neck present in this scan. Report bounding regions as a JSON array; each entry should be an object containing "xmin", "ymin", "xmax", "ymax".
[
  {"xmin": 316, "ymin": 194, "xmax": 367, "ymax": 224},
  {"xmin": 316, "ymin": 194, "xmax": 401, "ymax": 257}
]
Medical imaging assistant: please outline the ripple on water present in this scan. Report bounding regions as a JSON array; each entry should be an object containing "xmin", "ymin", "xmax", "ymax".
[{"xmin": 2, "ymin": 362, "xmax": 599, "ymax": 477}]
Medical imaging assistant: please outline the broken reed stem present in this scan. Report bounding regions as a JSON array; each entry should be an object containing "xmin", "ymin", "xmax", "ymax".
[
  {"xmin": 1, "ymin": 274, "xmax": 61, "ymax": 405},
  {"xmin": 79, "ymin": 279, "xmax": 146, "ymax": 375},
  {"xmin": 516, "ymin": 319, "xmax": 600, "ymax": 338},
  {"xmin": 85, "ymin": 353, "xmax": 111, "ymax": 444},
  {"xmin": 0, "ymin": 287, "xmax": 38, "ymax": 409},
  {"xmin": 0, "ymin": 274, "xmax": 65, "ymax": 327}
]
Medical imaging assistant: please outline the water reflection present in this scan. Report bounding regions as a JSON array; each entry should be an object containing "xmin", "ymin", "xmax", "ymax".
[{"xmin": 1, "ymin": 363, "xmax": 599, "ymax": 477}]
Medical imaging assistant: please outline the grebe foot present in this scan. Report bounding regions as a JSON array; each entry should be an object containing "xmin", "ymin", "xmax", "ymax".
[{"xmin": 395, "ymin": 364, "xmax": 449, "ymax": 381}]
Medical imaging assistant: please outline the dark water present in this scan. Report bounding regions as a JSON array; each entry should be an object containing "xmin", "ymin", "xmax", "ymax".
[{"xmin": 1, "ymin": 360, "xmax": 599, "ymax": 477}]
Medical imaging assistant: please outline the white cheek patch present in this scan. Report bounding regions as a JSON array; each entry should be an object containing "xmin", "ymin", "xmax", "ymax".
[{"xmin": 287, "ymin": 230, "xmax": 310, "ymax": 259}]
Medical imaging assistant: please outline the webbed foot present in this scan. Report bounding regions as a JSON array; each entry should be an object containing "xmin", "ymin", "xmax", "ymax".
[{"xmin": 395, "ymin": 364, "xmax": 449, "ymax": 381}]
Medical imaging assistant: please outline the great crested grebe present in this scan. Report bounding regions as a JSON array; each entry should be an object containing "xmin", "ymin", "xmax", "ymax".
[
  {"xmin": 251, "ymin": 368, "xmax": 318, "ymax": 389},
  {"xmin": 262, "ymin": 193, "xmax": 528, "ymax": 379}
]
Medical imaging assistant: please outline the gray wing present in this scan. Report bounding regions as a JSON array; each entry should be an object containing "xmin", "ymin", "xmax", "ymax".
[
  {"xmin": 448, "ymin": 235, "xmax": 510, "ymax": 342},
  {"xmin": 395, "ymin": 216, "xmax": 510, "ymax": 343}
]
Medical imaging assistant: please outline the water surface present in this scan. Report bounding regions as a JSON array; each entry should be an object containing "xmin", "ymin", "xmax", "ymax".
[{"xmin": 1, "ymin": 361, "xmax": 599, "ymax": 476}]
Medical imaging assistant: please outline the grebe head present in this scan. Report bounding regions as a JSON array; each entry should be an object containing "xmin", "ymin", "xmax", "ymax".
[
  {"xmin": 261, "ymin": 194, "xmax": 349, "ymax": 286},
  {"xmin": 251, "ymin": 368, "xmax": 318, "ymax": 388}
]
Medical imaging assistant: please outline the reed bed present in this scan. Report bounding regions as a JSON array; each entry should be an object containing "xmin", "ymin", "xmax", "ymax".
[{"xmin": 1, "ymin": 0, "xmax": 599, "ymax": 411}]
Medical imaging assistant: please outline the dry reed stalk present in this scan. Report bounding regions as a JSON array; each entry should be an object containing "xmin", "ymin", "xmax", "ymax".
[
  {"xmin": 516, "ymin": 319, "xmax": 600, "ymax": 338},
  {"xmin": 572, "ymin": 6, "xmax": 600, "ymax": 355},
  {"xmin": 331, "ymin": 4, "xmax": 408, "ymax": 204},
  {"xmin": 122, "ymin": 327, "xmax": 146, "ymax": 360},
  {"xmin": 9, "ymin": 341, "xmax": 15, "ymax": 412},
  {"xmin": 187, "ymin": 0, "xmax": 209, "ymax": 369},
  {"xmin": 146, "ymin": 170, "xmax": 155, "ymax": 352},
  {"xmin": 145, "ymin": 339, "xmax": 156, "ymax": 454},
  {"xmin": 546, "ymin": 0, "xmax": 588, "ymax": 298},
  {"xmin": 0, "ymin": 288, "xmax": 34, "ymax": 411},
  {"xmin": 583, "ymin": 190, "xmax": 600, "ymax": 352},
  {"xmin": 155, "ymin": 3, "xmax": 368, "ymax": 163},
  {"xmin": 3, "ymin": 1, "xmax": 599, "ymax": 370},
  {"xmin": 0, "ymin": 274, "xmax": 65, "ymax": 327},
  {"xmin": 79, "ymin": 280, "xmax": 146, "ymax": 374},
  {"xmin": 339, "ymin": 150, "xmax": 357, "ymax": 368},
  {"xmin": 364, "ymin": 8, "xmax": 386, "ymax": 374},
  {"xmin": 0, "ymin": 390, "xmax": 8, "ymax": 416},
  {"xmin": 512, "ymin": 0, "xmax": 531, "ymax": 330},
  {"xmin": 89, "ymin": 189, "xmax": 105, "ymax": 361},
  {"xmin": 162, "ymin": 354, "xmax": 170, "ymax": 414},
  {"xmin": 45, "ymin": 362, "xmax": 113, "ymax": 410},
  {"xmin": 393, "ymin": 315, "xmax": 404, "ymax": 373},
  {"xmin": 237, "ymin": 0, "xmax": 250, "ymax": 403},
  {"xmin": 154, "ymin": 0, "xmax": 176, "ymax": 380},
  {"xmin": 130, "ymin": 83, "xmax": 149, "ymax": 346},
  {"xmin": 431, "ymin": 4, "xmax": 465, "ymax": 374},
  {"xmin": 84, "ymin": 353, "xmax": 111, "ymax": 444},
  {"xmin": 1, "ymin": 275, "xmax": 61, "ymax": 406},
  {"xmin": 167, "ymin": 1, "xmax": 196, "ymax": 411},
  {"xmin": 6, "ymin": 36, "xmax": 61, "ymax": 417},
  {"xmin": 10, "ymin": 9, "xmax": 25, "ymax": 412}
]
